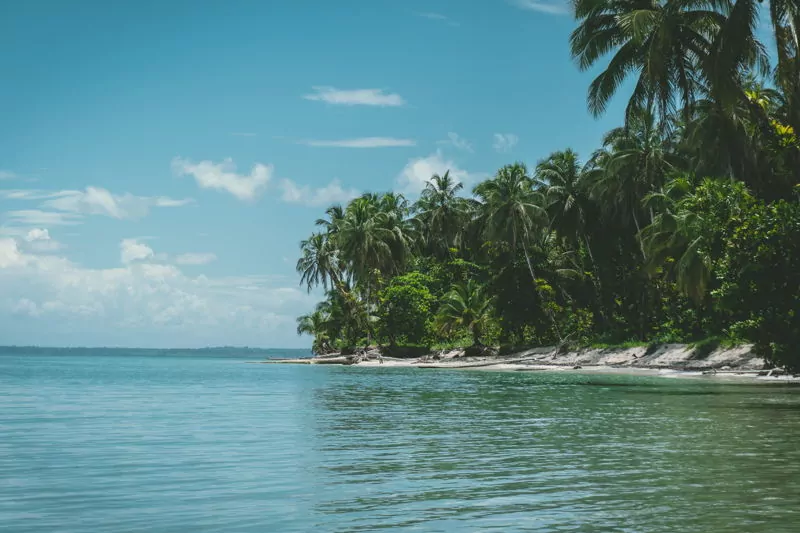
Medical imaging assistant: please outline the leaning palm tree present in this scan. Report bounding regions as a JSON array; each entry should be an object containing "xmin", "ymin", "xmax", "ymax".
[
  {"xmin": 296, "ymin": 233, "xmax": 342, "ymax": 293},
  {"xmin": 435, "ymin": 280, "xmax": 494, "ymax": 347}
]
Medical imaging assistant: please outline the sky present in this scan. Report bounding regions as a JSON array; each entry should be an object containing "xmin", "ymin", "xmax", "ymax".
[{"xmin": 0, "ymin": 0, "xmax": 629, "ymax": 348}]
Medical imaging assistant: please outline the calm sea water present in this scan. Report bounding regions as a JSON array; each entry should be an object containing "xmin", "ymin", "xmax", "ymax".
[{"xmin": 1, "ymin": 348, "xmax": 799, "ymax": 532}]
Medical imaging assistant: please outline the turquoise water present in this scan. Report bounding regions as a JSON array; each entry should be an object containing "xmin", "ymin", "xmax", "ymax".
[{"xmin": 2, "ymin": 349, "xmax": 800, "ymax": 532}]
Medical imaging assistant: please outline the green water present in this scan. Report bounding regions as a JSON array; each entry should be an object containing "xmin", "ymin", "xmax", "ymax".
[{"xmin": 1, "ymin": 349, "xmax": 799, "ymax": 532}]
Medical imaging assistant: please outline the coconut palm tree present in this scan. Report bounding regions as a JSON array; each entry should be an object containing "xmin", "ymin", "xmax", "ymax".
[
  {"xmin": 474, "ymin": 163, "xmax": 563, "ymax": 340},
  {"xmin": 435, "ymin": 280, "xmax": 494, "ymax": 346},
  {"xmin": 640, "ymin": 178, "xmax": 710, "ymax": 303},
  {"xmin": 337, "ymin": 195, "xmax": 395, "ymax": 286},
  {"xmin": 296, "ymin": 310, "xmax": 332, "ymax": 354},
  {"xmin": 377, "ymin": 191, "xmax": 417, "ymax": 270},
  {"xmin": 414, "ymin": 171, "xmax": 471, "ymax": 258},
  {"xmin": 315, "ymin": 204, "xmax": 345, "ymax": 236},
  {"xmin": 535, "ymin": 149, "xmax": 591, "ymax": 247},
  {"xmin": 536, "ymin": 150, "xmax": 607, "ymax": 325},
  {"xmin": 570, "ymin": 0, "xmax": 721, "ymax": 122},
  {"xmin": 586, "ymin": 110, "xmax": 678, "ymax": 259},
  {"xmin": 473, "ymin": 163, "xmax": 548, "ymax": 280},
  {"xmin": 296, "ymin": 233, "xmax": 342, "ymax": 293}
]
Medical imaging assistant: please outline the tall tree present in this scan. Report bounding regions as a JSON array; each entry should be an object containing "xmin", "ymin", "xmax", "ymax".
[
  {"xmin": 414, "ymin": 171, "xmax": 470, "ymax": 258},
  {"xmin": 474, "ymin": 163, "xmax": 548, "ymax": 282},
  {"xmin": 474, "ymin": 163, "xmax": 563, "ymax": 341},
  {"xmin": 296, "ymin": 233, "xmax": 342, "ymax": 293},
  {"xmin": 570, "ymin": 0, "xmax": 721, "ymax": 122}
]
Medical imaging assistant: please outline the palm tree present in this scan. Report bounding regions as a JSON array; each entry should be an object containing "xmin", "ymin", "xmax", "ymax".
[
  {"xmin": 296, "ymin": 233, "xmax": 342, "ymax": 293},
  {"xmin": 706, "ymin": 0, "xmax": 795, "ymax": 112},
  {"xmin": 570, "ymin": 0, "xmax": 721, "ymax": 122},
  {"xmin": 414, "ymin": 171, "xmax": 470, "ymax": 258},
  {"xmin": 641, "ymin": 176, "xmax": 753, "ymax": 303},
  {"xmin": 337, "ymin": 195, "xmax": 395, "ymax": 286},
  {"xmin": 435, "ymin": 280, "xmax": 494, "ymax": 346},
  {"xmin": 536, "ymin": 150, "xmax": 607, "ymax": 325},
  {"xmin": 640, "ymin": 178, "xmax": 710, "ymax": 303},
  {"xmin": 587, "ymin": 110, "xmax": 677, "ymax": 259},
  {"xmin": 536, "ymin": 149, "xmax": 591, "ymax": 247},
  {"xmin": 377, "ymin": 192, "xmax": 417, "ymax": 270},
  {"xmin": 474, "ymin": 163, "xmax": 547, "ymax": 280},
  {"xmin": 315, "ymin": 204, "xmax": 345, "ymax": 236},
  {"xmin": 474, "ymin": 163, "xmax": 562, "ymax": 341},
  {"xmin": 296, "ymin": 310, "xmax": 332, "ymax": 354}
]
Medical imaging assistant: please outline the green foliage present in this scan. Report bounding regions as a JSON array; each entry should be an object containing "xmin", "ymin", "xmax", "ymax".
[
  {"xmin": 294, "ymin": 6, "xmax": 800, "ymax": 365},
  {"xmin": 435, "ymin": 280, "xmax": 495, "ymax": 346},
  {"xmin": 715, "ymin": 201, "xmax": 800, "ymax": 371},
  {"xmin": 376, "ymin": 272, "xmax": 436, "ymax": 346}
]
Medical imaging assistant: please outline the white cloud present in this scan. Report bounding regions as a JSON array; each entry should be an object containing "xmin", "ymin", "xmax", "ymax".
[
  {"xmin": 0, "ymin": 238, "xmax": 24, "ymax": 268},
  {"xmin": 154, "ymin": 197, "xmax": 194, "ymax": 208},
  {"xmin": 174, "ymin": 253, "xmax": 217, "ymax": 266},
  {"xmin": 415, "ymin": 12, "xmax": 460, "ymax": 26},
  {"xmin": 0, "ymin": 189, "xmax": 58, "ymax": 200},
  {"xmin": 0, "ymin": 237, "xmax": 313, "ymax": 347},
  {"xmin": 120, "ymin": 238, "xmax": 154, "ymax": 264},
  {"xmin": 438, "ymin": 132, "xmax": 473, "ymax": 152},
  {"xmin": 44, "ymin": 187, "xmax": 130, "ymax": 218},
  {"xmin": 279, "ymin": 178, "xmax": 360, "ymax": 207},
  {"xmin": 22, "ymin": 228, "xmax": 64, "ymax": 252},
  {"xmin": 299, "ymin": 137, "xmax": 416, "ymax": 148},
  {"xmin": 493, "ymin": 133, "xmax": 519, "ymax": 153},
  {"xmin": 24, "ymin": 228, "xmax": 51, "ymax": 242},
  {"xmin": 509, "ymin": 0, "xmax": 570, "ymax": 15},
  {"xmin": 0, "ymin": 171, "xmax": 17, "ymax": 180},
  {"xmin": 172, "ymin": 157, "xmax": 272, "ymax": 201},
  {"xmin": 5, "ymin": 210, "xmax": 82, "ymax": 226},
  {"xmin": 2, "ymin": 187, "xmax": 193, "ymax": 223},
  {"xmin": 396, "ymin": 150, "xmax": 482, "ymax": 195},
  {"xmin": 303, "ymin": 87, "xmax": 406, "ymax": 107}
]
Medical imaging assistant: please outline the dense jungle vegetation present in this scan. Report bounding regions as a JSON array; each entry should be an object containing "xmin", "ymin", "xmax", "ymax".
[{"xmin": 296, "ymin": 0, "xmax": 800, "ymax": 371}]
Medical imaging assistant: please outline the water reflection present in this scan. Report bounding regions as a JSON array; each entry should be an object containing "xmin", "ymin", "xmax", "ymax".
[{"xmin": 310, "ymin": 368, "xmax": 800, "ymax": 532}]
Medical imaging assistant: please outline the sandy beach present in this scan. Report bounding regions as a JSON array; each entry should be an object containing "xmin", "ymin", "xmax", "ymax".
[{"xmin": 262, "ymin": 343, "xmax": 799, "ymax": 383}]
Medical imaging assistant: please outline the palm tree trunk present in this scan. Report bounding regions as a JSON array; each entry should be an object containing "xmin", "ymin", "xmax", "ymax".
[
  {"xmin": 522, "ymin": 239, "xmax": 563, "ymax": 343},
  {"xmin": 632, "ymin": 210, "xmax": 647, "ymax": 261},
  {"xmin": 584, "ymin": 235, "xmax": 608, "ymax": 328}
]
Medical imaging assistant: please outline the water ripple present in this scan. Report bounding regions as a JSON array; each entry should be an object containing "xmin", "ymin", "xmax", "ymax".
[{"xmin": 1, "ymin": 353, "xmax": 799, "ymax": 532}]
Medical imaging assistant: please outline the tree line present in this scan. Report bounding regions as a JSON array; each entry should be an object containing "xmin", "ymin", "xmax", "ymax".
[{"xmin": 296, "ymin": 0, "xmax": 799, "ymax": 371}]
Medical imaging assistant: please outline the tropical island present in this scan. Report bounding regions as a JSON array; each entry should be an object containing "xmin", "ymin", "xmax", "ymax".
[{"xmin": 292, "ymin": 0, "xmax": 799, "ymax": 375}]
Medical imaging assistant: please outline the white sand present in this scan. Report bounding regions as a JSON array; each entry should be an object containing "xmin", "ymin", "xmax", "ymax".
[{"xmin": 275, "ymin": 343, "xmax": 798, "ymax": 383}]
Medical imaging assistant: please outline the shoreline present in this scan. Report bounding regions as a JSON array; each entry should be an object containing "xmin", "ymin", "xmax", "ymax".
[{"xmin": 259, "ymin": 343, "xmax": 799, "ymax": 383}]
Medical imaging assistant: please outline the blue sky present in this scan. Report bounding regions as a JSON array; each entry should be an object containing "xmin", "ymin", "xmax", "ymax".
[{"xmin": 0, "ymin": 0, "xmax": 628, "ymax": 348}]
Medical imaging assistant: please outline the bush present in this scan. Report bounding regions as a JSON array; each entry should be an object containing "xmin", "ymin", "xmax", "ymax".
[
  {"xmin": 376, "ymin": 273, "xmax": 436, "ymax": 346},
  {"xmin": 715, "ymin": 201, "xmax": 800, "ymax": 371}
]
